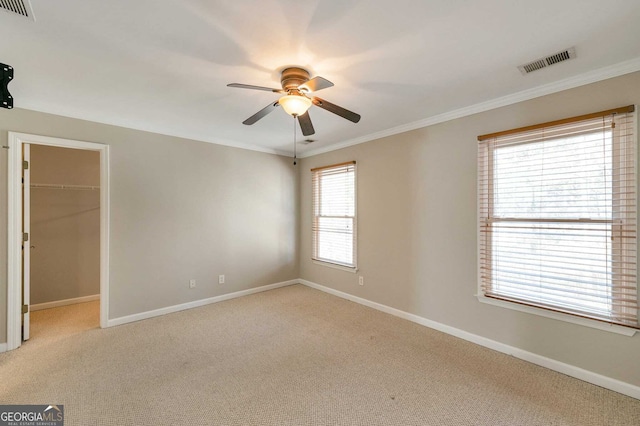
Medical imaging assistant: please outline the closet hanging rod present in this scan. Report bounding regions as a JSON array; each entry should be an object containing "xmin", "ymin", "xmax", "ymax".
[{"xmin": 30, "ymin": 183, "xmax": 100, "ymax": 191}]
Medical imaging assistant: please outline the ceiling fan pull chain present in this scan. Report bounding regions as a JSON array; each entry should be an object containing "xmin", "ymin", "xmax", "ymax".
[{"xmin": 293, "ymin": 115, "xmax": 297, "ymax": 166}]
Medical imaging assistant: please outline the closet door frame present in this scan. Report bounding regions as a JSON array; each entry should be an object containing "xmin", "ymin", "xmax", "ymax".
[{"xmin": 6, "ymin": 132, "xmax": 110, "ymax": 351}]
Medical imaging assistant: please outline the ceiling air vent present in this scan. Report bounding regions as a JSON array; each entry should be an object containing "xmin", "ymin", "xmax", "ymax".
[
  {"xmin": 0, "ymin": 0, "xmax": 35, "ymax": 21},
  {"xmin": 518, "ymin": 47, "xmax": 576, "ymax": 75}
]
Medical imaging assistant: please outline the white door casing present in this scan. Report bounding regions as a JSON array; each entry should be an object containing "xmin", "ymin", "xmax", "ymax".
[
  {"xmin": 6, "ymin": 132, "xmax": 110, "ymax": 351},
  {"xmin": 22, "ymin": 143, "xmax": 30, "ymax": 340}
]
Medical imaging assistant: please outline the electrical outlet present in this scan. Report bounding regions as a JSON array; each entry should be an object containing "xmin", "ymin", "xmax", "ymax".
[
  {"xmin": 189, "ymin": 279, "xmax": 196, "ymax": 289},
  {"xmin": 219, "ymin": 275, "xmax": 225, "ymax": 284},
  {"xmin": 358, "ymin": 276, "xmax": 364, "ymax": 286}
]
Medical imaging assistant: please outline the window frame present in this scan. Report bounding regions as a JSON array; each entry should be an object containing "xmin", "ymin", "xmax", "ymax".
[
  {"xmin": 477, "ymin": 106, "xmax": 638, "ymax": 336},
  {"xmin": 311, "ymin": 161, "xmax": 358, "ymax": 272}
]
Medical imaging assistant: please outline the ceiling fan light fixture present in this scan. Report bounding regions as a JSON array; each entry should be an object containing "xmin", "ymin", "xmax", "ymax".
[
  {"xmin": 229, "ymin": 66, "xmax": 360, "ymax": 134},
  {"xmin": 279, "ymin": 94, "xmax": 312, "ymax": 116}
]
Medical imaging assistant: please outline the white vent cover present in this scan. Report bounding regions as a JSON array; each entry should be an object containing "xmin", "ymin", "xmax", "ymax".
[
  {"xmin": 518, "ymin": 47, "xmax": 576, "ymax": 75},
  {"xmin": 0, "ymin": 0, "xmax": 35, "ymax": 21}
]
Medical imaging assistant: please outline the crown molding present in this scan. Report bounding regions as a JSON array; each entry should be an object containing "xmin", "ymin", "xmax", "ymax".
[
  {"xmin": 12, "ymin": 102, "xmax": 287, "ymax": 156},
  {"xmin": 299, "ymin": 57, "xmax": 640, "ymax": 158},
  {"xmin": 15, "ymin": 56, "xmax": 640, "ymax": 159}
]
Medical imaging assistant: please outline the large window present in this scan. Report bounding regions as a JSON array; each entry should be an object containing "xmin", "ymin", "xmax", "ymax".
[
  {"xmin": 478, "ymin": 106, "xmax": 638, "ymax": 329},
  {"xmin": 312, "ymin": 161, "xmax": 357, "ymax": 269}
]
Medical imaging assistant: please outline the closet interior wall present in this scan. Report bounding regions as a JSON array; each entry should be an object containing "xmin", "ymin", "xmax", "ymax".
[{"xmin": 30, "ymin": 145, "xmax": 100, "ymax": 306}]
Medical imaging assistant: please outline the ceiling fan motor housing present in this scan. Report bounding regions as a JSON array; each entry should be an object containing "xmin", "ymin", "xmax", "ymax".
[{"xmin": 281, "ymin": 67, "xmax": 310, "ymax": 91}]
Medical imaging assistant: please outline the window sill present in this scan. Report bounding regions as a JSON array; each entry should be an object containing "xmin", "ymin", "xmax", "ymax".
[
  {"xmin": 477, "ymin": 295, "xmax": 636, "ymax": 337},
  {"xmin": 312, "ymin": 260, "xmax": 358, "ymax": 273}
]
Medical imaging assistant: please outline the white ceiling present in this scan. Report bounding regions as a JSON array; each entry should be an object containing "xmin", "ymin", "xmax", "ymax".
[{"xmin": 2, "ymin": 0, "xmax": 640, "ymax": 156}]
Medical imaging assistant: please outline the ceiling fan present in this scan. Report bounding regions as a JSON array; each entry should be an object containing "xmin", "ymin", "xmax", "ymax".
[{"xmin": 228, "ymin": 67, "xmax": 361, "ymax": 136}]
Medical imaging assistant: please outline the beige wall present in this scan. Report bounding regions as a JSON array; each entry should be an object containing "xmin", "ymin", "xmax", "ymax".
[
  {"xmin": 0, "ymin": 108, "xmax": 299, "ymax": 342},
  {"xmin": 299, "ymin": 71, "xmax": 640, "ymax": 387},
  {"xmin": 30, "ymin": 145, "xmax": 101, "ymax": 305}
]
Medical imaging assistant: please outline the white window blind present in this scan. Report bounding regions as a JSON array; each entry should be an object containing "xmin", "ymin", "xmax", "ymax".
[
  {"xmin": 312, "ymin": 161, "xmax": 357, "ymax": 268},
  {"xmin": 478, "ymin": 106, "xmax": 638, "ymax": 329}
]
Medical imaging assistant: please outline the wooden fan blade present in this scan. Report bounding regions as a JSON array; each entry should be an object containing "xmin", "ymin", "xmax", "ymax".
[
  {"xmin": 312, "ymin": 97, "xmax": 361, "ymax": 123},
  {"xmin": 243, "ymin": 101, "xmax": 280, "ymax": 125},
  {"xmin": 299, "ymin": 76, "xmax": 334, "ymax": 93},
  {"xmin": 297, "ymin": 112, "xmax": 315, "ymax": 136},
  {"xmin": 228, "ymin": 83, "xmax": 284, "ymax": 93}
]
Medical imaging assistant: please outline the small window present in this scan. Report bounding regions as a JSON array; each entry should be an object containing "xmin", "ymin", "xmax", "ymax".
[
  {"xmin": 478, "ymin": 106, "xmax": 638, "ymax": 329},
  {"xmin": 312, "ymin": 161, "xmax": 357, "ymax": 269}
]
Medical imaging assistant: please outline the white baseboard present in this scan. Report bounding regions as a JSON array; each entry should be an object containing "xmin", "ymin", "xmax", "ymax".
[
  {"xmin": 0, "ymin": 343, "xmax": 7, "ymax": 353},
  {"xmin": 30, "ymin": 294, "xmax": 101, "ymax": 311},
  {"xmin": 299, "ymin": 279, "xmax": 640, "ymax": 401},
  {"xmin": 107, "ymin": 280, "xmax": 298, "ymax": 328}
]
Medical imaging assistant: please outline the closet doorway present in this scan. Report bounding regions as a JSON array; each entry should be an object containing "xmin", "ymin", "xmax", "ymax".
[
  {"xmin": 7, "ymin": 133, "xmax": 110, "ymax": 351},
  {"xmin": 28, "ymin": 144, "xmax": 101, "ymax": 341}
]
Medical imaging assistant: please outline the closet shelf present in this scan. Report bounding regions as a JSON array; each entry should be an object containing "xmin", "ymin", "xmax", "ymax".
[{"xmin": 30, "ymin": 183, "xmax": 100, "ymax": 191}]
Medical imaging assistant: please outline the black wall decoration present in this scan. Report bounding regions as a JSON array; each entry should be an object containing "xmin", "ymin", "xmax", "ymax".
[{"xmin": 1, "ymin": 63, "xmax": 14, "ymax": 109}]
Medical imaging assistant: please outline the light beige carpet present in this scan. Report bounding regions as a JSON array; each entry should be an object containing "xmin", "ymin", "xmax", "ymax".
[
  {"xmin": 1, "ymin": 285, "xmax": 639, "ymax": 425},
  {"xmin": 29, "ymin": 300, "xmax": 100, "ymax": 341}
]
